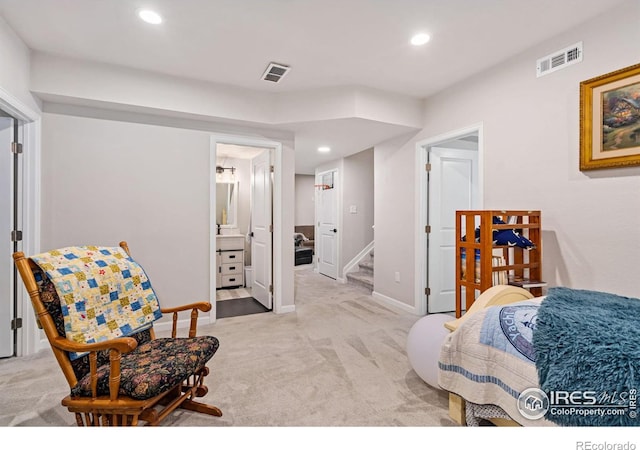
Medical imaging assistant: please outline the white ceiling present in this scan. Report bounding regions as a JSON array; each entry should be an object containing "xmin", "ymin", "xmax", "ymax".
[{"xmin": 0, "ymin": 0, "xmax": 628, "ymax": 172}]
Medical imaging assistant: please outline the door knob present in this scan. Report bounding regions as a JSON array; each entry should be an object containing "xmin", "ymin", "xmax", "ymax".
[{"xmin": 332, "ymin": 228, "xmax": 337, "ymax": 233}]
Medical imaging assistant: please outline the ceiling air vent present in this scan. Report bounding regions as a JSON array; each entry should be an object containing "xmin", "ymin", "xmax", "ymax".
[
  {"xmin": 261, "ymin": 62, "xmax": 290, "ymax": 83},
  {"xmin": 536, "ymin": 42, "xmax": 583, "ymax": 78}
]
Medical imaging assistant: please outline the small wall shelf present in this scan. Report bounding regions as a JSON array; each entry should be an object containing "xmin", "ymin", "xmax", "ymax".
[{"xmin": 455, "ymin": 210, "xmax": 544, "ymax": 318}]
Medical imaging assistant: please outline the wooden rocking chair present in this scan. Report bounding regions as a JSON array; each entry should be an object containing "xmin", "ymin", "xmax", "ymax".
[{"xmin": 13, "ymin": 241, "xmax": 223, "ymax": 426}]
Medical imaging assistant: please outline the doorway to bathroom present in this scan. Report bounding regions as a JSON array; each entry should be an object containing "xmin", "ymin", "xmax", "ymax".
[
  {"xmin": 212, "ymin": 139, "xmax": 274, "ymax": 319},
  {"xmin": 415, "ymin": 124, "xmax": 483, "ymax": 315}
]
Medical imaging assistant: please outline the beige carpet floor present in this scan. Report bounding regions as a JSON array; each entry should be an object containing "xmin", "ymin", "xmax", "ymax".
[{"xmin": 0, "ymin": 265, "xmax": 454, "ymax": 428}]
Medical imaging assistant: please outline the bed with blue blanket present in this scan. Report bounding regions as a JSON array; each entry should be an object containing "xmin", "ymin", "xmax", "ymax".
[{"xmin": 438, "ymin": 285, "xmax": 640, "ymax": 427}]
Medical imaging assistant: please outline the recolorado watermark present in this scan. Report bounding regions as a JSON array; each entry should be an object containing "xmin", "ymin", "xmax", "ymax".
[
  {"xmin": 576, "ymin": 442, "xmax": 636, "ymax": 450},
  {"xmin": 517, "ymin": 387, "xmax": 637, "ymax": 420}
]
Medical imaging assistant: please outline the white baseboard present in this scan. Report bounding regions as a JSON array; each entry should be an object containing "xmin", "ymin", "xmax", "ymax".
[
  {"xmin": 276, "ymin": 304, "xmax": 296, "ymax": 314},
  {"xmin": 372, "ymin": 291, "xmax": 421, "ymax": 315},
  {"xmin": 38, "ymin": 337, "xmax": 49, "ymax": 354}
]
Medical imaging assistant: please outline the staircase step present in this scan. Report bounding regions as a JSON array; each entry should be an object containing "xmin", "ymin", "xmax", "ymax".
[
  {"xmin": 346, "ymin": 271, "xmax": 373, "ymax": 292},
  {"xmin": 358, "ymin": 260, "xmax": 374, "ymax": 274}
]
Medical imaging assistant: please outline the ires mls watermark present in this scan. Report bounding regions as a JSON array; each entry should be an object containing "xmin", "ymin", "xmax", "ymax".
[{"xmin": 517, "ymin": 387, "xmax": 637, "ymax": 420}]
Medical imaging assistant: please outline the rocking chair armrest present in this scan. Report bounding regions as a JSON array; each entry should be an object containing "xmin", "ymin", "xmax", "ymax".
[
  {"xmin": 161, "ymin": 301, "xmax": 212, "ymax": 338},
  {"xmin": 50, "ymin": 336, "xmax": 138, "ymax": 354},
  {"xmin": 160, "ymin": 301, "xmax": 212, "ymax": 314}
]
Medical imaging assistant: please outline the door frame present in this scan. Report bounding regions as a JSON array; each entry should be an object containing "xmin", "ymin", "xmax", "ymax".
[
  {"xmin": 210, "ymin": 134, "xmax": 283, "ymax": 321},
  {"xmin": 0, "ymin": 87, "xmax": 41, "ymax": 357},
  {"xmin": 0, "ymin": 113, "xmax": 20, "ymax": 358},
  {"xmin": 414, "ymin": 123, "xmax": 484, "ymax": 315}
]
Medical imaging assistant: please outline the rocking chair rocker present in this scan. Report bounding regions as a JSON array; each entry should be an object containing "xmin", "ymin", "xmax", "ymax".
[{"xmin": 13, "ymin": 241, "xmax": 223, "ymax": 426}]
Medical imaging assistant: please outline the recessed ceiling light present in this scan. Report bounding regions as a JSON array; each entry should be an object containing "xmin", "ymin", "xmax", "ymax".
[
  {"xmin": 138, "ymin": 9, "xmax": 163, "ymax": 25},
  {"xmin": 410, "ymin": 33, "xmax": 430, "ymax": 46},
  {"xmin": 318, "ymin": 146, "xmax": 331, "ymax": 153}
]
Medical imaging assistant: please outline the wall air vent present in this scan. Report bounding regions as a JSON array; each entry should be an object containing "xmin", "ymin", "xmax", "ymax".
[
  {"xmin": 261, "ymin": 62, "xmax": 290, "ymax": 83},
  {"xmin": 536, "ymin": 42, "xmax": 583, "ymax": 78}
]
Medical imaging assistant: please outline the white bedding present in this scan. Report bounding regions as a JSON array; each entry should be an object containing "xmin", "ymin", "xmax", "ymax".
[{"xmin": 437, "ymin": 297, "xmax": 555, "ymax": 426}]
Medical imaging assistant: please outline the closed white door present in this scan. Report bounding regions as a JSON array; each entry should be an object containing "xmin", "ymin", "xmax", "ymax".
[
  {"xmin": 0, "ymin": 116, "xmax": 16, "ymax": 358},
  {"xmin": 316, "ymin": 169, "xmax": 338, "ymax": 279},
  {"xmin": 427, "ymin": 147, "xmax": 478, "ymax": 313},
  {"xmin": 251, "ymin": 149, "xmax": 272, "ymax": 309}
]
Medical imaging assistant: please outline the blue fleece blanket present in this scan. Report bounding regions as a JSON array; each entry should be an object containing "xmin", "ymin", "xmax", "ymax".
[{"xmin": 533, "ymin": 287, "xmax": 640, "ymax": 426}]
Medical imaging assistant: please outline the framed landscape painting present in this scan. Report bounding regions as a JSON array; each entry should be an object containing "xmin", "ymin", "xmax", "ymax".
[{"xmin": 580, "ymin": 63, "xmax": 640, "ymax": 170}]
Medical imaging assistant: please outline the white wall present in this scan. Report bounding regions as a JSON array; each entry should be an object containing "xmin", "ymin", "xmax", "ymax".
[
  {"xmin": 0, "ymin": 16, "xmax": 40, "ymax": 114},
  {"xmin": 41, "ymin": 113, "xmax": 212, "ymax": 317},
  {"xmin": 295, "ymin": 174, "xmax": 315, "ymax": 226},
  {"xmin": 373, "ymin": 132, "xmax": 420, "ymax": 303},
  {"xmin": 374, "ymin": 0, "xmax": 640, "ymax": 310},
  {"xmin": 279, "ymin": 140, "xmax": 296, "ymax": 311},
  {"xmin": 31, "ymin": 52, "xmax": 423, "ymax": 131},
  {"xmin": 41, "ymin": 111, "xmax": 296, "ymax": 321},
  {"xmin": 342, "ymin": 148, "xmax": 374, "ymax": 265},
  {"xmin": 31, "ymin": 52, "xmax": 274, "ymax": 125}
]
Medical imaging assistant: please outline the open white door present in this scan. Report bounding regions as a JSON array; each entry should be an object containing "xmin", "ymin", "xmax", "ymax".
[
  {"xmin": 0, "ymin": 115, "xmax": 16, "ymax": 357},
  {"xmin": 427, "ymin": 146, "xmax": 478, "ymax": 313},
  {"xmin": 250, "ymin": 149, "xmax": 272, "ymax": 309},
  {"xmin": 316, "ymin": 169, "xmax": 338, "ymax": 279}
]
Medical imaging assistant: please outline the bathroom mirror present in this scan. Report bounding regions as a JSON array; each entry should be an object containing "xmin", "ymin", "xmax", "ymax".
[{"xmin": 216, "ymin": 181, "xmax": 238, "ymax": 228}]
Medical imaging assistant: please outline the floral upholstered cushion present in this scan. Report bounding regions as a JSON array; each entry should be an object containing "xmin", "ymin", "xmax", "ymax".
[
  {"xmin": 71, "ymin": 336, "xmax": 220, "ymax": 400},
  {"xmin": 70, "ymin": 329, "xmax": 153, "ymax": 382}
]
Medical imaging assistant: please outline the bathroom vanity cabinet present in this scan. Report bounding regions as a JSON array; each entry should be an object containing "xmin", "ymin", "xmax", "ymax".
[{"xmin": 216, "ymin": 235, "xmax": 245, "ymax": 289}]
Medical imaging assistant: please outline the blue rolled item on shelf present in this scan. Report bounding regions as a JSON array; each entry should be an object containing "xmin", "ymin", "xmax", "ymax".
[{"xmin": 462, "ymin": 216, "xmax": 536, "ymax": 249}]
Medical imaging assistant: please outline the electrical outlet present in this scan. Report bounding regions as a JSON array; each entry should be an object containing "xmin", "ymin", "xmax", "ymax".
[{"xmin": 395, "ymin": 271, "xmax": 400, "ymax": 283}]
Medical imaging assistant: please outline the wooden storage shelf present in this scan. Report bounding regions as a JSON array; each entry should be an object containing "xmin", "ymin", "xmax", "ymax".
[{"xmin": 455, "ymin": 210, "xmax": 544, "ymax": 318}]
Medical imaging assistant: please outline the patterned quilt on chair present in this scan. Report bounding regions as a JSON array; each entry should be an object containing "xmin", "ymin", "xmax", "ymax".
[{"xmin": 32, "ymin": 246, "xmax": 162, "ymax": 360}]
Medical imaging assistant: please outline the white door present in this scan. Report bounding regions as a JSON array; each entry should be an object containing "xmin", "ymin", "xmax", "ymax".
[
  {"xmin": 427, "ymin": 146, "xmax": 478, "ymax": 313},
  {"xmin": 0, "ymin": 116, "xmax": 16, "ymax": 357},
  {"xmin": 251, "ymin": 149, "xmax": 272, "ymax": 310},
  {"xmin": 316, "ymin": 169, "xmax": 338, "ymax": 279}
]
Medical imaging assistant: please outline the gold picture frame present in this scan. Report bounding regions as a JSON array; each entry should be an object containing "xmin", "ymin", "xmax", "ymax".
[{"xmin": 580, "ymin": 62, "xmax": 640, "ymax": 170}]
